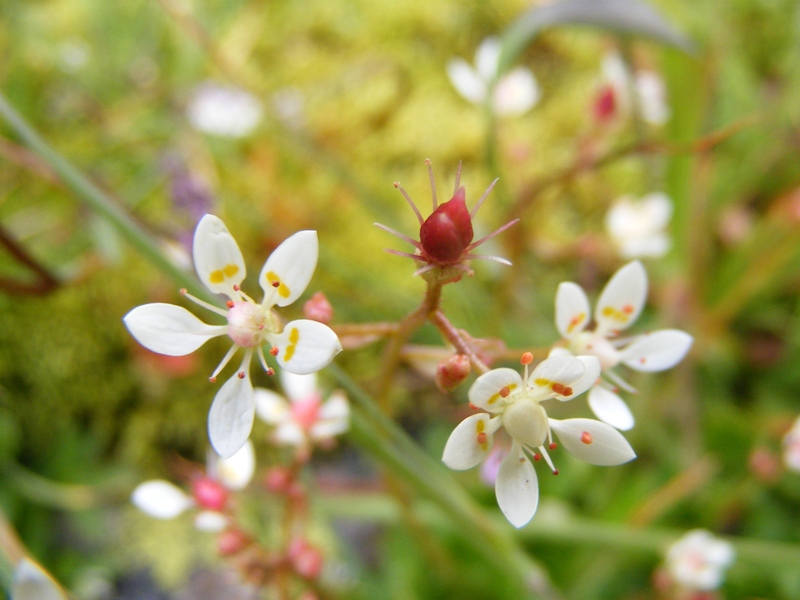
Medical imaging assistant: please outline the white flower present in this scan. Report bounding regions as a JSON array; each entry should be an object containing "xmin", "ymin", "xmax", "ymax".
[
  {"xmin": 782, "ymin": 415, "xmax": 800, "ymax": 472},
  {"xmin": 601, "ymin": 51, "xmax": 669, "ymax": 125},
  {"xmin": 447, "ymin": 37, "xmax": 539, "ymax": 117},
  {"xmin": 605, "ymin": 193, "xmax": 673, "ymax": 259},
  {"xmin": 255, "ymin": 370, "xmax": 349, "ymax": 449},
  {"xmin": 665, "ymin": 529, "xmax": 735, "ymax": 591},
  {"xmin": 131, "ymin": 441, "xmax": 256, "ymax": 532},
  {"xmin": 13, "ymin": 558, "xmax": 68, "ymax": 600},
  {"xmin": 124, "ymin": 215, "xmax": 342, "ymax": 457},
  {"xmin": 442, "ymin": 354, "xmax": 636, "ymax": 528},
  {"xmin": 554, "ymin": 261, "xmax": 693, "ymax": 431},
  {"xmin": 187, "ymin": 82, "xmax": 263, "ymax": 138}
]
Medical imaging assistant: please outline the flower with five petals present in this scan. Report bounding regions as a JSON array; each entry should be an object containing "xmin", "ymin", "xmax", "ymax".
[
  {"xmin": 442, "ymin": 353, "xmax": 636, "ymax": 527},
  {"xmin": 554, "ymin": 261, "xmax": 693, "ymax": 431},
  {"xmin": 665, "ymin": 529, "xmax": 734, "ymax": 592},
  {"xmin": 124, "ymin": 215, "xmax": 342, "ymax": 457}
]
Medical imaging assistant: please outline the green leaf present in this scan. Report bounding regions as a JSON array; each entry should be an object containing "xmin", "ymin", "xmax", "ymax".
[{"xmin": 499, "ymin": 0, "xmax": 694, "ymax": 73}]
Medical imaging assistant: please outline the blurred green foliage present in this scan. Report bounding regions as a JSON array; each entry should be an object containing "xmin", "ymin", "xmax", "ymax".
[{"xmin": 2, "ymin": 0, "xmax": 800, "ymax": 598}]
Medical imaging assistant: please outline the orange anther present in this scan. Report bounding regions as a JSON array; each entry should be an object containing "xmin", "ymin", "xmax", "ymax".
[
  {"xmin": 237, "ymin": 371, "xmax": 246, "ymax": 379},
  {"xmin": 233, "ymin": 284, "xmax": 241, "ymax": 291},
  {"xmin": 580, "ymin": 431, "xmax": 593, "ymax": 444},
  {"xmin": 266, "ymin": 368, "xmax": 275, "ymax": 376},
  {"xmin": 520, "ymin": 352, "xmax": 534, "ymax": 365},
  {"xmin": 551, "ymin": 383, "xmax": 565, "ymax": 394},
  {"xmin": 549, "ymin": 443, "xmax": 557, "ymax": 450},
  {"xmin": 552, "ymin": 469, "xmax": 559, "ymax": 476},
  {"xmin": 393, "ymin": 182, "xmax": 400, "ymax": 188},
  {"xmin": 226, "ymin": 300, "xmax": 235, "ymax": 308},
  {"xmin": 476, "ymin": 432, "xmax": 487, "ymax": 445},
  {"xmin": 271, "ymin": 280, "xmax": 280, "ymax": 288},
  {"xmin": 533, "ymin": 453, "xmax": 541, "ymax": 461},
  {"xmin": 563, "ymin": 387, "xmax": 573, "ymax": 396},
  {"xmin": 499, "ymin": 386, "xmax": 511, "ymax": 398},
  {"xmin": 209, "ymin": 376, "xmax": 217, "ymax": 383},
  {"xmin": 270, "ymin": 347, "xmax": 279, "ymax": 356},
  {"xmin": 180, "ymin": 288, "xmax": 187, "ymax": 295}
]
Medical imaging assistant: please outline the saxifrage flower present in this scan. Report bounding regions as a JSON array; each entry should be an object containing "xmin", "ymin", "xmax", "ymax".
[
  {"xmin": 605, "ymin": 193, "xmax": 673, "ymax": 260},
  {"xmin": 665, "ymin": 529, "xmax": 735, "ymax": 592},
  {"xmin": 124, "ymin": 215, "xmax": 342, "ymax": 457},
  {"xmin": 442, "ymin": 353, "xmax": 636, "ymax": 527},
  {"xmin": 554, "ymin": 261, "xmax": 692, "ymax": 431}
]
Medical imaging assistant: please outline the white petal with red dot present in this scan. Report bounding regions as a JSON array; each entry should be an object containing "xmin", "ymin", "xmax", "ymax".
[
  {"xmin": 208, "ymin": 372, "xmax": 255, "ymax": 459},
  {"xmin": 594, "ymin": 261, "xmax": 647, "ymax": 336},
  {"xmin": 555, "ymin": 282, "xmax": 590, "ymax": 339},
  {"xmin": 468, "ymin": 368, "xmax": 523, "ymax": 413},
  {"xmin": 495, "ymin": 442, "xmax": 539, "ymax": 528},
  {"xmin": 131, "ymin": 480, "xmax": 193, "ymax": 519},
  {"xmin": 442, "ymin": 413, "xmax": 496, "ymax": 470},
  {"xmin": 560, "ymin": 355, "xmax": 601, "ymax": 400},
  {"xmin": 268, "ymin": 319, "xmax": 342, "ymax": 375},
  {"xmin": 254, "ymin": 388, "xmax": 289, "ymax": 425},
  {"xmin": 13, "ymin": 558, "xmax": 68, "ymax": 600},
  {"xmin": 192, "ymin": 215, "xmax": 246, "ymax": 299},
  {"xmin": 548, "ymin": 418, "xmax": 636, "ymax": 465},
  {"xmin": 280, "ymin": 370, "xmax": 319, "ymax": 403},
  {"xmin": 216, "ymin": 439, "xmax": 255, "ymax": 490},
  {"xmin": 123, "ymin": 303, "xmax": 226, "ymax": 356},
  {"xmin": 588, "ymin": 385, "xmax": 635, "ymax": 431},
  {"xmin": 259, "ymin": 230, "xmax": 318, "ymax": 307},
  {"xmin": 447, "ymin": 59, "xmax": 487, "ymax": 104},
  {"xmin": 527, "ymin": 355, "xmax": 586, "ymax": 394},
  {"xmin": 619, "ymin": 329, "xmax": 693, "ymax": 372}
]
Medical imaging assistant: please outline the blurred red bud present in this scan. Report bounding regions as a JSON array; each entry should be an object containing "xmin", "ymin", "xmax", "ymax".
[
  {"xmin": 593, "ymin": 84, "xmax": 617, "ymax": 124},
  {"xmin": 435, "ymin": 353, "xmax": 471, "ymax": 392},
  {"xmin": 217, "ymin": 528, "xmax": 251, "ymax": 556},
  {"xmin": 192, "ymin": 476, "xmax": 228, "ymax": 511},
  {"xmin": 303, "ymin": 291, "xmax": 334, "ymax": 324},
  {"xmin": 288, "ymin": 538, "xmax": 324, "ymax": 580},
  {"xmin": 264, "ymin": 467, "xmax": 292, "ymax": 493}
]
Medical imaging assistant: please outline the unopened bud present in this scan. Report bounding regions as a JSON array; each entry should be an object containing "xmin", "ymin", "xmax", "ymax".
[
  {"xmin": 288, "ymin": 538, "xmax": 324, "ymax": 580},
  {"xmin": 303, "ymin": 291, "xmax": 334, "ymax": 324},
  {"xmin": 192, "ymin": 477, "xmax": 228, "ymax": 511},
  {"xmin": 435, "ymin": 353, "xmax": 471, "ymax": 392},
  {"xmin": 420, "ymin": 187, "xmax": 473, "ymax": 264},
  {"xmin": 217, "ymin": 528, "xmax": 251, "ymax": 556},
  {"xmin": 264, "ymin": 467, "xmax": 292, "ymax": 493},
  {"xmin": 593, "ymin": 84, "xmax": 617, "ymax": 124}
]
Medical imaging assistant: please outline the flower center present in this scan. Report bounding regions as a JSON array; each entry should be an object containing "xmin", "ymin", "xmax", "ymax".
[
  {"xmin": 290, "ymin": 394, "xmax": 322, "ymax": 431},
  {"xmin": 502, "ymin": 396, "xmax": 549, "ymax": 449},
  {"xmin": 574, "ymin": 332, "xmax": 620, "ymax": 370},
  {"xmin": 227, "ymin": 301, "xmax": 275, "ymax": 348}
]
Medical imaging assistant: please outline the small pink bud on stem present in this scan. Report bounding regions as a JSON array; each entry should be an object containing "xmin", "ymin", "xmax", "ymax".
[
  {"xmin": 435, "ymin": 353, "xmax": 471, "ymax": 391},
  {"xmin": 303, "ymin": 291, "xmax": 334, "ymax": 324}
]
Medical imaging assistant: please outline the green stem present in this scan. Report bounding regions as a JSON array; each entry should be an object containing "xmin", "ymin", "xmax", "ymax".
[{"xmin": 0, "ymin": 91, "xmax": 213, "ymax": 303}]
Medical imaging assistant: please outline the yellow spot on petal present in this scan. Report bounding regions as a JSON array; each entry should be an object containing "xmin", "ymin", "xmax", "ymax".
[
  {"xmin": 487, "ymin": 383, "xmax": 517, "ymax": 405},
  {"xmin": 534, "ymin": 378, "xmax": 551, "ymax": 387},
  {"xmin": 266, "ymin": 271, "xmax": 291, "ymax": 299},
  {"xmin": 283, "ymin": 327, "xmax": 300, "ymax": 362},
  {"xmin": 209, "ymin": 263, "xmax": 239, "ymax": 284},
  {"xmin": 601, "ymin": 306, "xmax": 630, "ymax": 323}
]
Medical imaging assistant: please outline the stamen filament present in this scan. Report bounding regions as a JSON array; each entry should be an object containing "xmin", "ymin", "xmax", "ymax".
[
  {"xmin": 538, "ymin": 445, "xmax": 557, "ymax": 473},
  {"xmin": 373, "ymin": 223, "xmax": 422, "ymax": 248},
  {"xmin": 466, "ymin": 218, "xmax": 520, "ymax": 251},
  {"xmin": 453, "ymin": 161, "xmax": 462, "ymax": 195},
  {"xmin": 393, "ymin": 183, "xmax": 425, "ymax": 225},
  {"xmin": 469, "ymin": 178, "xmax": 499, "ymax": 219},
  {"xmin": 257, "ymin": 346, "xmax": 271, "ymax": 373},
  {"xmin": 210, "ymin": 343, "xmax": 240, "ymax": 381},
  {"xmin": 181, "ymin": 290, "xmax": 229, "ymax": 317},
  {"xmin": 463, "ymin": 253, "xmax": 512, "ymax": 265},
  {"xmin": 261, "ymin": 281, "xmax": 280, "ymax": 309},
  {"xmin": 425, "ymin": 158, "xmax": 437, "ymax": 210},
  {"xmin": 385, "ymin": 249, "xmax": 423, "ymax": 260},
  {"xmin": 605, "ymin": 369, "xmax": 638, "ymax": 394}
]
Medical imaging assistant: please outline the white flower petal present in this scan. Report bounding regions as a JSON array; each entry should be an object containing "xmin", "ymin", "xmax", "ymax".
[
  {"xmin": 259, "ymin": 230, "xmax": 318, "ymax": 307},
  {"xmin": 635, "ymin": 71, "xmax": 669, "ymax": 125},
  {"xmin": 527, "ymin": 355, "xmax": 586, "ymax": 396},
  {"xmin": 131, "ymin": 480, "xmax": 193, "ymax": 519},
  {"xmin": 619, "ymin": 329, "xmax": 693, "ymax": 372},
  {"xmin": 595, "ymin": 261, "xmax": 648, "ymax": 335},
  {"xmin": 618, "ymin": 234, "xmax": 671, "ymax": 259},
  {"xmin": 124, "ymin": 303, "xmax": 225, "ymax": 356},
  {"xmin": 269, "ymin": 319, "xmax": 342, "ymax": 375},
  {"xmin": 666, "ymin": 530, "xmax": 735, "ymax": 591},
  {"xmin": 280, "ymin": 370, "xmax": 319, "ymax": 403},
  {"xmin": 566, "ymin": 356, "xmax": 602, "ymax": 399},
  {"xmin": 468, "ymin": 368, "xmax": 524, "ymax": 413},
  {"xmin": 639, "ymin": 193, "xmax": 673, "ymax": 230},
  {"xmin": 475, "ymin": 37, "xmax": 501, "ymax": 82},
  {"xmin": 187, "ymin": 82, "xmax": 263, "ymax": 138},
  {"xmin": 194, "ymin": 510, "xmax": 229, "ymax": 532},
  {"xmin": 548, "ymin": 346, "xmax": 573, "ymax": 358},
  {"xmin": 588, "ymin": 385, "xmax": 635, "ymax": 431},
  {"xmin": 555, "ymin": 282, "xmax": 591, "ymax": 339},
  {"xmin": 442, "ymin": 413, "xmax": 494, "ymax": 471},
  {"xmin": 254, "ymin": 388, "xmax": 290, "ymax": 424},
  {"xmin": 273, "ymin": 421, "xmax": 306, "ymax": 446},
  {"xmin": 13, "ymin": 558, "xmax": 68, "ymax": 600},
  {"xmin": 495, "ymin": 442, "xmax": 538, "ymax": 528},
  {"xmin": 310, "ymin": 416, "xmax": 349, "ymax": 441},
  {"xmin": 208, "ymin": 372, "xmax": 255, "ymax": 459},
  {"xmin": 216, "ymin": 439, "xmax": 255, "ymax": 490},
  {"xmin": 549, "ymin": 418, "xmax": 636, "ymax": 466},
  {"xmin": 318, "ymin": 390, "xmax": 349, "ymax": 422},
  {"xmin": 447, "ymin": 59, "xmax": 487, "ymax": 104},
  {"xmin": 492, "ymin": 68, "xmax": 539, "ymax": 117},
  {"xmin": 193, "ymin": 215, "xmax": 247, "ymax": 299}
]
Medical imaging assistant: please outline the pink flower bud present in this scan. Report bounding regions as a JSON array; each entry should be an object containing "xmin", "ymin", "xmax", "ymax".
[
  {"xmin": 593, "ymin": 84, "xmax": 617, "ymax": 124},
  {"xmin": 419, "ymin": 187, "xmax": 473, "ymax": 264},
  {"xmin": 288, "ymin": 538, "xmax": 324, "ymax": 580},
  {"xmin": 435, "ymin": 353, "xmax": 471, "ymax": 391},
  {"xmin": 192, "ymin": 476, "xmax": 228, "ymax": 511},
  {"xmin": 303, "ymin": 291, "xmax": 334, "ymax": 324},
  {"xmin": 264, "ymin": 467, "xmax": 292, "ymax": 493},
  {"xmin": 217, "ymin": 528, "xmax": 251, "ymax": 556}
]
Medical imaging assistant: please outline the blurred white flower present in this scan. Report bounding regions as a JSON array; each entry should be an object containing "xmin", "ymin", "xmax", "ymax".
[
  {"xmin": 447, "ymin": 37, "xmax": 539, "ymax": 117},
  {"xmin": 605, "ymin": 193, "xmax": 673, "ymax": 260},
  {"xmin": 255, "ymin": 370, "xmax": 350, "ymax": 451},
  {"xmin": 600, "ymin": 52, "xmax": 669, "ymax": 125},
  {"xmin": 57, "ymin": 39, "xmax": 90, "ymax": 73},
  {"xmin": 187, "ymin": 82, "xmax": 263, "ymax": 137},
  {"xmin": 783, "ymin": 415, "xmax": 800, "ymax": 472},
  {"xmin": 665, "ymin": 529, "xmax": 735, "ymax": 591}
]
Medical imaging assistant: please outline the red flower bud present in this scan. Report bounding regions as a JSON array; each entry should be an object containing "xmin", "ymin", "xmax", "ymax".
[
  {"xmin": 217, "ymin": 528, "xmax": 251, "ymax": 556},
  {"xmin": 594, "ymin": 84, "xmax": 617, "ymax": 124},
  {"xmin": 303, "ymin": 291, "xmax": 334, "ymax": 324},
  {"xmin": 435, "ymin": 353, "xmax": 471, "ymax": 392},
  {"xmin": 192, "ymin": 476, "xmax": 228, "ymax": 511},
  {"xmin": 288, "ymin": 538, "xmax": 324, "ymax": 580},
  {"xmin": 419, "ymin": 187, "xmax": 473, "ymax": 264}
]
